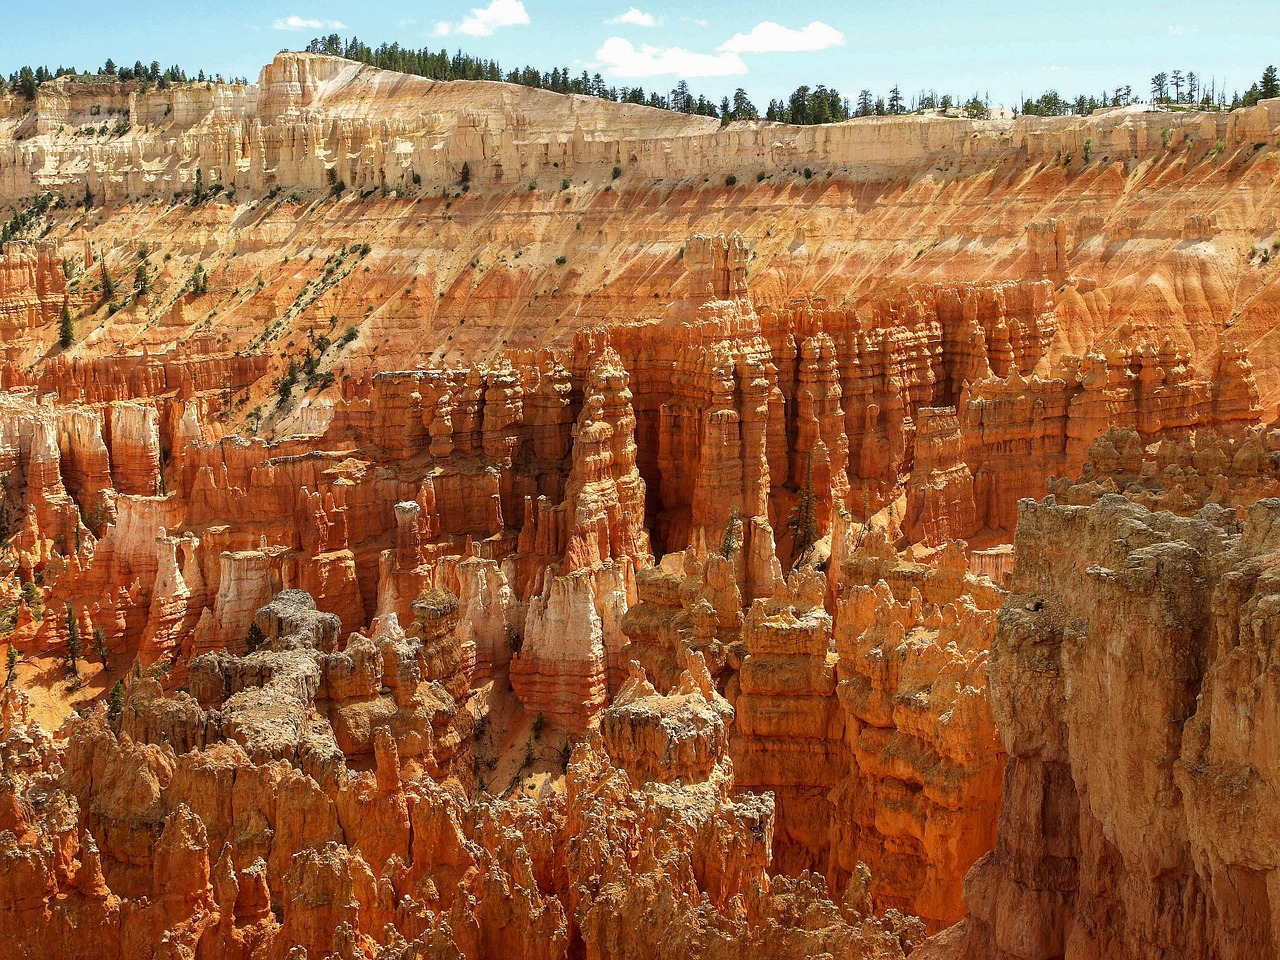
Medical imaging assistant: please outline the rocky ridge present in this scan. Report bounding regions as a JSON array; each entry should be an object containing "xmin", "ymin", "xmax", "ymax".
[{"xmin": 920, "ymin": 474, "xmax": 1280, "ymax": 959}]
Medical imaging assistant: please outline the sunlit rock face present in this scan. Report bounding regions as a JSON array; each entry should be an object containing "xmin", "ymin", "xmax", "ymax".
[
  {"xmin": 2, "ymin": 53, "xmax": 1280, "ymax": 960},
  {"xmin": 921, "ymin": 489, "xmax": 1280, "ymax": 960}
]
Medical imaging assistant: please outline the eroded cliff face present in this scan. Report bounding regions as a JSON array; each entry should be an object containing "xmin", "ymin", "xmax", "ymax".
[
  {"xmin": 0, "ymin": 602, "xmax": 928, "ymax": 960},
  {"xmin": 917, "ymin": 453, "xmax": 1280, "ymax": 960},
  {"xmin": 2, "ymin": 49, "xmax": 1280, "ymax": 960},
  {"xmin": 0, "ymin": 242, "xmax": 1271, "ymax": 950},
  {"xmin": 8, "ymin": 52, "xmax": 1270, "ymax": 205},
  {"xmin": 1, "ymin": 53, "xmax": 1279, "ymax": 405}
]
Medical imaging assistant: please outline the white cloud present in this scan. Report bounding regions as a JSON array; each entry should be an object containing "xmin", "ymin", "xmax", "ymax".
[
  {"xmin": 718, "ymin": 20, "xmax": 844, "ymax": 54},
  {"xmin": 607, "ymin": 7, "xmax": 658, "ymax": 27},
  {"xmin": 435, "ymin": 0, "xmax": 531, "ymax": 37},
  {"xmin": 595, "ymin": 37, "xmax": 746, "ymax": 78},
  {"xmin": 271, "ymin": 14, "xmax": 346, "ymax": 31}
]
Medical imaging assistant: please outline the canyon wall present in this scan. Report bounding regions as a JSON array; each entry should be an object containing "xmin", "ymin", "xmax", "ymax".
[
  {"xmin": 0, "ymin": 243, "xmax": 1270, "ymax": 935},
  {"xmin": 920, "ymin": 437, "xmax": 1280, "ymax": 960},
  {"xmin": 5, "ymin": 53, "xmax": 1275, "ymax": 205},
  {"xmin": 2, "ymin": 50, "xmax": 1280, "ymax": 960},
  {"xmin": 0, "ymin": 54, "xmax": 1277, "ymax": 409}
]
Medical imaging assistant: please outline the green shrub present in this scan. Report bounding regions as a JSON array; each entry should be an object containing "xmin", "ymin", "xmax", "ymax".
[
  {"xmin": 725, "ymin": 174, "xmax": 737, "ymax": 186},
  {"xmin": 277, "ymin": 363, "xmax": 297, "ymax": 402},
  {"xmin": 59, "ymin": 300, "xmax": 73, "ymax": 348},
  {"xmin": 189, "ymin": 263, "xmax": 208, "ymax": 295},
  {"xmin": 107, "ymin": 681, "xmax": 125, "ymax": 721}
]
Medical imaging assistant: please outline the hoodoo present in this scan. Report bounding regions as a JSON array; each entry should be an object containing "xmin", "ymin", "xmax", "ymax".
[{"xmin": 1, "ymin": 33, "xmax": 1279, "ymax": 960}]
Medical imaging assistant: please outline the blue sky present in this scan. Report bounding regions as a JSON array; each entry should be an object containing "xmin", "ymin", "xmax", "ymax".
[{"xmin": 2, "ymin": 1, "xmax": 1274, "ymax": 108}]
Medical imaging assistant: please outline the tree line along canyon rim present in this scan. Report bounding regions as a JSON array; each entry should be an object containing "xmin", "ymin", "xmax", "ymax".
[{"xmin": 0, "ymin": 35, "xmax": 1278, "ymax": 960}]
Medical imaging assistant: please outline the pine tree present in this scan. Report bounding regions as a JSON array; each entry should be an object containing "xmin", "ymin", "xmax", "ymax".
[
  {"xmin": 787, "ymin": 452, "xmax": 819, "ymax": 567},
  {"xmin": 92, "ymin": 625, "xmax": 108, "ymax": 665},
  {"xmin": 1262, "ymin": 65, "xmax": 1280, "ymax": 100},
  {"xmin": 99, "ymin": 261, "xmax": 115, "ymax": 300},
  {"xmin": 134, "ymin": 262, "xmax": 150, "ymax": 297},
  {"xmin": 460, "ymin": 161, "xmax": 470, "ymax": 186},
  {"xmin": 964, "ymin": 93, "xmax": 990, "ymax": 119},
  {"xmin": 4, "ymin": 645, "xmax": 18, "ymax": 686},
  {"xmin": 65, "ymin": 605, "xmax": 82, "ymax": 675},
  {"xmin": 719, "ymin": 504, "xmax": 741, "ymax": 559},
  {"xmin": 58, "ymin": 298, "xmax": 73, "ymax": 348},
  {"xmin": 730, "ymin": 88, "xmax": 757, "ymax": 120},
  {"xmin": 788, "ymin": 85, "xmax": 811, "ymax": 124},
  {"xmin": 17, "ymin": 66, "xmax": 37, "ymax": 100},
  {"xmin": 107, "ymin": 680, "xmax": 125, "ymax": 721},
  {"xmin": 671, "ymin": 80, "xmax": 693, "ymax": 113},
  {"xmin": 1151, "ymin": 72, "xmax": 1168, "ymax": 103},
  {"xmin": 193, "ymin": 167, "xmax": 204, "ymax": 202},
  {"xmin": 808, "ymin": 87, "xmax": 832, "ymax": 124}
]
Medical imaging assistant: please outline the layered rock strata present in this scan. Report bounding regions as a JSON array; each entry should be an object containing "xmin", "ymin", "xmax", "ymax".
[
  {"xmin": 924, "ymin": 493, "xmax": 1280, "ymax": 960},
  {"xmin": 6, "ymin": 53, "xmax": 1272, "ymax": 205},
  {"xmin": 2, "ymin": 50, "xmax": 1280, "ymax": 960},
  {"xmin": 832, "ymin": 541, "xmax": 1005, "ymax": 929}
]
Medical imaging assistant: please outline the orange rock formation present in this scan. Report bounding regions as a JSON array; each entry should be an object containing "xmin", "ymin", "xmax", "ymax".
[
  {"xmin": 2, "ymin": 50, "xmax": 1280, "ymax": 960},
  {"xmin": 922, "ymin": 489, "xmax": 1280, "ymax": 960}
]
